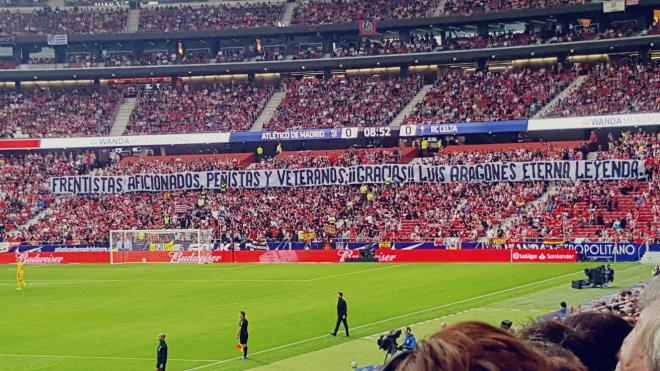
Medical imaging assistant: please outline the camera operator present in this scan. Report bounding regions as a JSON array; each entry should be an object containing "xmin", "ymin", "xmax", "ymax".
[{"xmin": 399, "ymin": 327, "xmax": 416, "ymax": 352}]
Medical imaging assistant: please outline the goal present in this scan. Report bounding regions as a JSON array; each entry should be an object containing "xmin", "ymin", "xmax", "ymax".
[{"xmin": 109, "ymin": 229, "xmax": 214, "ymax": 264}]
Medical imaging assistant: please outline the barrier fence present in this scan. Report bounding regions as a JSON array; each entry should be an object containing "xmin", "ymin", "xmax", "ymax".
[{"xmin": 0, "ymin": 248, "xmax": 578, "ymax": 264}]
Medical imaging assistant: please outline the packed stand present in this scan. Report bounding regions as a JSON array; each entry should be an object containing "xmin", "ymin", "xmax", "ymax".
[
  {"xmin": 126, "ymin": 82, "xmax": 273, "ymax": 135},
  {"xmin": 405, "ymin": 67, "xmax": 575, "ymax": 125},
  {"xmin": 2, "ymin": 0, "xmax": 47, "ymax": 6},
  {"xmin": 0, "ymin": 8, "xmax": 128, "ymax": 36},
  {"xmin": 266, "ymin": 75, "xmax": 423, "ymax": 130},
  {"xmin": 291, "ymin": 0, "xmax": 438, "ymax": 25},
  {"xmin": 103, "ymin": 51, "xmax": 210, "ymax": 67},
  {"xmin": 443, "ymin": 0, "xmax": 592, "ymax": 16},
  {"xmin": 252, "ymin": 148, "xmax": 402, "ymax": 169},
  {"xmin": 544, "ymin": 59, "xmax": 660, "ymax": 117},
  {"xmin": 0, "ymin": 152, "xmax": 96, "ymax": 233},
  {"xmin": 332, "ymin": 34, "xmax": 437, "ymax": 57},
  {"xmin": 138, "ymin": 3, "xmax": 284, "ymax": 32},
  {"xmin": 503, "ymin": 130, "xmax": 660, "ymax": 243},
  {"xmin": 18, "ymin": 181, "xmax": 544, "ymax": 244},
  {"xmin": 0, "ymin": 88, "xmax": 123, "ymax": 138}
]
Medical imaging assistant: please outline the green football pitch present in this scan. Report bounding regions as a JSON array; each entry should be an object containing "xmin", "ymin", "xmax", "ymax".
[{"xmin": 0, "ymin": 262, "xmax": 651, "ymax": 371}]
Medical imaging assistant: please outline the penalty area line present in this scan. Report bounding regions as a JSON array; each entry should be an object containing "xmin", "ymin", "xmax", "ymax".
[{"xmin": 184, "ymin": 270, "xmax": 583, "ymax": 371}]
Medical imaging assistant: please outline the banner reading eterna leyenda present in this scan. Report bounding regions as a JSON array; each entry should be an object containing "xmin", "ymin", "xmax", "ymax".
[{"xmin": 50, "ymin": 160, "xmax": 645, "ymax": 195}]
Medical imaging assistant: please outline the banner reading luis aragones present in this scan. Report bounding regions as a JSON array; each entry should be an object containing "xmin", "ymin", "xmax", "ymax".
[{"xmin": 50, "ymin": 160, "xmax": 645, "ymax": 195}]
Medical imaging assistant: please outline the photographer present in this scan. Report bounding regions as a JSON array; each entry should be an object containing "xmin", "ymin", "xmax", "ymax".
[{"xmin": 399, "ymin": 327, "xmax": 416, "ymax": 352}]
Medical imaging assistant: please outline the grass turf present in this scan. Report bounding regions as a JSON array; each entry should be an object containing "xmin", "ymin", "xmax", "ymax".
[{"xmin": 0, "ymin": 262, "xmax": 650, "ymax": 371}]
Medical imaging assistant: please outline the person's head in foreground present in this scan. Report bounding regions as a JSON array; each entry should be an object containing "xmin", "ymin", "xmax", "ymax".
[
  {"xmin": 384, "ymin": 321, "xmax": 585, "ymax": 371},
  {"xmin": 158, "ymin": 333, "xmax": 166, "ymax": 342},
  {"xmin": 519, "ymin": 311, "xmax": 631, "ymax": 371},
  {"xmin": 616, "ymin": 298, "xmax": 660, "ymax": 371}
]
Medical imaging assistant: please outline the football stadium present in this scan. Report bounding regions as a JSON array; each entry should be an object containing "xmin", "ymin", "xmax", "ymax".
[{"xmin": 1, "ymin": 0, "xmax": 660, "ymax": 370}]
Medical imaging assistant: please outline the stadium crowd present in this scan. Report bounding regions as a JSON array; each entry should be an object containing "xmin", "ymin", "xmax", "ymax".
[
  {"xmin": 0, "ymin": 88, "xmax": 123, "ymax": 138},
  {"xmin": 443, "ymin": 0, "xmax": 593, "ymax": 16},
  {"xmin": 127, "ymin": 82, "xmax": 273, "ymax": 135},
  {"xmin": 332, "ymin": 34, "xmax": 438, "ymax": 57},
  {"xmin": 404, "ymin": 67, "xmax": 575, "ymax": 125},
  {"xmin": 0, "ymin": 8, "xmax": 128, "ymax": 35},
  {"xmin": 503, "ymin": 130, "xmax": 660, "ymax": 243},
  {"xmin": 545, "ymin": 59, "xmax": 660, "ymax": 117},
  {"xmin": 291, "ymin": 0, "xmax": 438, "ymax": 25},
  {"xmin": 138, "ymin": 3, "xmax": 284, "ymax": 32},
  {"xmin": 266, "ymin": 75, "xmax": 423, "ymax": 130},
  {"xmin": 0, "ymin": 151, "xmax": 96, "ymax": 232}
]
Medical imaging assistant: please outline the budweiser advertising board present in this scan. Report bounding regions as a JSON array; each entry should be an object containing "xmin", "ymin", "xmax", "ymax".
[{"xmin": 0, "ymin": 249, "xmax": 576, "ymax": 265}]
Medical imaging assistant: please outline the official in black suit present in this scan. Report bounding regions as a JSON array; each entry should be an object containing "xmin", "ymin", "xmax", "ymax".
[
  {"xmin": 331, "ymin": 292, "xmax": 349, "ymax": 336},
  {"xmin": 156, "ymin": 333, "xmax": 167, "ymax": 371}
]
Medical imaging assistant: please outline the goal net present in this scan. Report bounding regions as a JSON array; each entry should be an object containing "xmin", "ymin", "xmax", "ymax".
[{"xmin": 109, "ymin": 229, "xmax": 213, "ymax": 264}]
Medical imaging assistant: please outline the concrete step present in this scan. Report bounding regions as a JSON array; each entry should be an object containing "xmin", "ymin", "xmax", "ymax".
[
  {"xmin": 389, "ymin": 84, "xmax": 434, "ymax": 128},
  {"xmin": 533, "ymin": 75, "xmax": 588, "ymax": 118},
  {"xmin": 126, "ymin": 9, "xmax": 140, "ymax": 33},
  {"xmin": 281, "ymin": 1, "xmax": 297, "ymax": 26},
  {"xmin": 250, "ymin": 91, "xmax": 286, "ymax": 132},
  {"xmin": 110, "ymin": 97, "xmax": 137, "ymax": 136}
]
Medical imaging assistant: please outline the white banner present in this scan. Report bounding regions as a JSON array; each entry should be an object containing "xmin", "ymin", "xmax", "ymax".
[
  {"xmin": 603, "ymin": 0, "xmax": 625, "ymax": 12},
  {"xmin": 40, "ymin": 132, "xmax": 231, "ymax": 149},
  {"xmin": 528, "ymin": 113, "xmax": 660, "ymax": 131},
  {"xmin": 50, "ymin": 160, "xmax": 645, "ymax": 195},
  {"xmin": 47, "ymin": 34, "xmax": 68, "ymax": 46}
]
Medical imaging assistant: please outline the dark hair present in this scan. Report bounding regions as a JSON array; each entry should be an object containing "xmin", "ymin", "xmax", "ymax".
[
  {"xmin": 240, "ymin": 311, "xmax": 246, "ymax": 316},
  {"xmin": 519, "ymin": 312, "xmax": 632, "ymax": 371},
  {"xmin": 564, "ymin": 312, "xmax": 632, "ymax": 371},
  {"xmin": 389, "ymin": 321, "xmax": 564, "ymax": 371},
  {"xmin": 338, "ymin": 292, "xmax": 343, "ymax": 297},
  {"xmin": 560, "ymin": 301, "xmax": 567, "ymax": 309}
]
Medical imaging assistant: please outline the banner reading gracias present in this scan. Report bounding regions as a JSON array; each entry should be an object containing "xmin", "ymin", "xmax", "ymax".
[{"xmin": 50, "ymin": 160, "xmax": 644, "ymax": 195}]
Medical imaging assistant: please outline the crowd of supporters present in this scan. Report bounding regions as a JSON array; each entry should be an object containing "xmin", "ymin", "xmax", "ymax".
[
  {"xmin": 291, "ymin": 0, "xmax": 438, "ymax": 26},
  {"xmin": 138, "ymin": 3, "xmax": 284, "ymax": 32},
  {"xmin": 0, "ymin": 88, "xmax": 123, "ymax": 138},
  {"xmin": 267, "ymin": 75, "xmax": 423, "ymax": 130},
  {"xmin": 127, "ymin": 82, "xmax": 273, "ymax": 135},
  {"xmin": 252, "ymin": 148, "xmax": 402, "ymax": 169},
  {"xmin": 0, "ymin": 151, "xmax": 96, "ymax": 232},
  {"xmin": 332, "ymin": 34, "xmax": 437, "ymax": 57},
  {"xmin": 503, "ymin": 130, "xmax": 660, "ymax": 243},
  {"xmin": 443, "ymin": 0, "xmax": 592, "ymax": 16},
  {"xmin": 405, "ymin": 67, "xmax": 574, "ymax": 125},
  {"xmin": 0, "ymin": 8, "xmax": 128, "ymax": 36},
  {"xmin": 545, "ymin": 59, "xmax": 660, "ymax": 117}
]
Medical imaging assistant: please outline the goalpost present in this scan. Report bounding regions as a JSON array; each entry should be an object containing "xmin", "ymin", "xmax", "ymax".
[{"xmin": 109, "ymin": 229, "xmax": 214, "ymax": 264}]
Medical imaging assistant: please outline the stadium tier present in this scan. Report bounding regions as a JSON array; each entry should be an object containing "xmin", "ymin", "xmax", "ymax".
[
  {"xmin": 291, "ymin": 0, "xmax": 439, "ymax": 25},
  {"xmin": 2, "ymin": 136, "xmax": 659, "ymax": 246},
  {"xmin": 442, "ymin": 0, "xmax": 594, "ymax": 15},
  {"xmin": 404, "ymin": 67, "xmax": 575, "ymax": 125},
  {"xmin": 0, "ymin": 7, "xmax": 128, "ymax": 35},
  {"xmin": 0, "ymin": 88, "xmax": 124, "ymax": 138},
  {"xmin": 266, "ymin": 75, "xmax": 423, "ymax": 130},
  {"xmin": 126, "ymin": 82, "xmax": 273, "ymax": 134}
]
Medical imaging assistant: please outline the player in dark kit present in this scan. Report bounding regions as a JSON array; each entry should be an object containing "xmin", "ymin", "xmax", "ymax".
[
  {"xmin": 237, "ymin": 311, "xmax": 249, "ymax": 359},
  {"xmin": 331, "ymin": 292, "xmax": 349, "ymax": 337},
  {"xmin": 156, "ymin": 333, "xmax": 167, "ymax": 371}
]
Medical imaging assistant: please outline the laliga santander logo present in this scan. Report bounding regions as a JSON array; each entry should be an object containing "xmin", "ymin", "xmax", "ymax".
[
  {"xmin": 15, "ymin": 252, "xmax": 65, "ymax": 265},
  {"xmin": 512, "ymin": 252, "xmax": 521, "ymax": 260},
  {"xmin": 169, "ymin": 251, "xmax": 221, "ymax": 263}
]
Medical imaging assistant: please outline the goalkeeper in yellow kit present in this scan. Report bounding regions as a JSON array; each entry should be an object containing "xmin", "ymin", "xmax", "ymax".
[{"xmin": 16, "ymin": 261, "xmax": 26, "ymax": 290}]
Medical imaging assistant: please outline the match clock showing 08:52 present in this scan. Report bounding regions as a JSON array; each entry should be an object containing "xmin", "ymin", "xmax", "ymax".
[{"xmin": 361, "ymin": 126, "xmax": 393, "ymax": 138}]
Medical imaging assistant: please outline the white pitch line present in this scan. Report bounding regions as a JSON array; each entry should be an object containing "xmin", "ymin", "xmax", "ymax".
[
  {"xmin": 184, "ymin": 270, "xmax": 583, "ymax": 371},
  {"xmin": 307, "ymin": 263, "xmax": 411, "ymax": 281},
  {"xmin": 0, "ymin": 353, "xmax": 217, "ymax": 363}
]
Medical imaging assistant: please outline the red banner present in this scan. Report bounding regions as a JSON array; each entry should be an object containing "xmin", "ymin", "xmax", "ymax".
[
  {"xmin": 358, "ymin": 19, "xmax": 378, "ymax": 36},
  {"xmin": 0, "ymin": 249, "xmax": 576, "ymax": 265}
]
